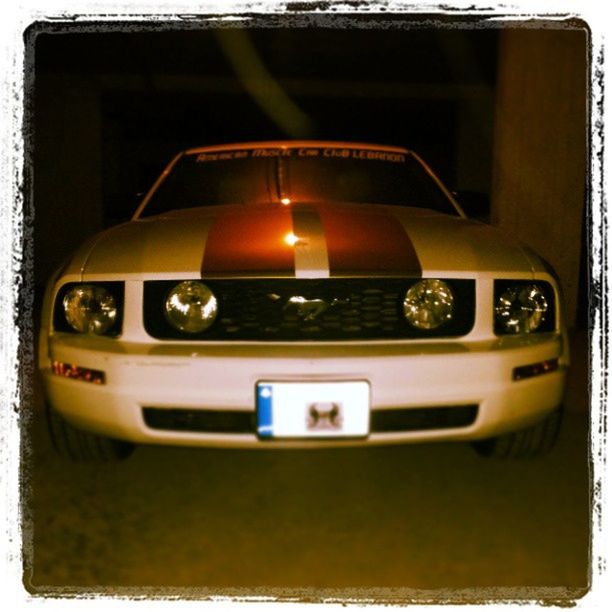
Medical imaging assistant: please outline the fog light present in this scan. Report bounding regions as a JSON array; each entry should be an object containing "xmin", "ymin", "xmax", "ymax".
[
  {"xmin": 164, "ymin": 281, "xmax": 218, "ymax": 333},
  {"xmin": 512, "ymin": 359, "xmax": 558, "ymax": 381},
  {"xmin": 403, "ymin": 279, "xmax": 454, "ymax": 330},
  {"xmin": 52, "ymin": 361, "xmax": 106, "ymax": 384}
]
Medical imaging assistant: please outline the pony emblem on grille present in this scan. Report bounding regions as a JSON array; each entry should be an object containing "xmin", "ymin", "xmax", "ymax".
[{"xmin": 284, "ymin": 296, "xmax": 330, "ymax": 321}]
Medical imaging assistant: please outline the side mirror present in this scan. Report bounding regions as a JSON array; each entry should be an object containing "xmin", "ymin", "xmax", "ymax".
[{"xmin": 453, "ymin": 190, "xmax": 491, "ymax": 221}]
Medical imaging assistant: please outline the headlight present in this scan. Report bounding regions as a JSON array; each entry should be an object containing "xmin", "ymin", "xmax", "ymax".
[
  {"xmin": 403, "ymin": 279, "xmax": 454, "ymax": 330},
  {"xmin": 495, "ymin": 283, "xmax": 549, "ymax": 334},
  {"xmin": 164, "ymin": 281, "xmax": 218, "ymax": 333},
  {"xmin": 62, "ymin": 284, "xmax": 118, "ymax": 334}
]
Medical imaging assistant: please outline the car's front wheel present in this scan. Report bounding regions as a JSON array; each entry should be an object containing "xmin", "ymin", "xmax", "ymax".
[
  {"xmin": 46, "ymin": 404, "xmax": 135, "ymax": 462},
  {"xmin": 472, "ymin": 407, "xmax": 563, "ymax": 459}
]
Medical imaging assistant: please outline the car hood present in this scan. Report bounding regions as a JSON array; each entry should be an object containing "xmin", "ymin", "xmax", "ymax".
[{"xmin": 76, "ymin": 203, "xmax": 537, "ymax": 279}]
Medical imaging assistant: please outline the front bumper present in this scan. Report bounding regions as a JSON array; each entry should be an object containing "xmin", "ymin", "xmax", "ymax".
[{"xmin": 41, "ymin": 332, "xmax": 568, "ymax": 448}]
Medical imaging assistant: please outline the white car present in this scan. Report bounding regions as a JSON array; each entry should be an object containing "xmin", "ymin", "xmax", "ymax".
[{"xmin": 39, "ymin": 141, "xmax": 568, "ymax": 460}]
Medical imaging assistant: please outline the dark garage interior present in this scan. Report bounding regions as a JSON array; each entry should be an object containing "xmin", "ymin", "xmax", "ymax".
[{"xmin": 23, "ymin": 14, "xmax": 590, "ymax": 601}]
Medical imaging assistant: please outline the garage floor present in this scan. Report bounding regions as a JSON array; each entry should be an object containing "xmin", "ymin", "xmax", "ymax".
[{"xmin": 21, "ymin": 331, "xmax": 591, "ymax": 603}]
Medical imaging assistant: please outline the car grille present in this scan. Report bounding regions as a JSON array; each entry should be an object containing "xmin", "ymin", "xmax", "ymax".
[
  {"xmin": 142, "ymin": 405, "xmax": 478, "ymax": 435},
  {"xmin": 143, "ymin": 278, "xmax": 475, "ymax": 341}
]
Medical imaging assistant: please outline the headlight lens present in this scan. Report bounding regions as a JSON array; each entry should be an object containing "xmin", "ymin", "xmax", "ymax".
[
  {"xmin": 403, "ymin": 279, "xmax": 454, "ymax": 330},
  {"xmin": 62, "ymin": 284, "xmax": 118, "ymax": 334},
  {"xmin": 164, "ymin": 281, "xmax": 218, "ymax": 333},
  {"xmin": 495, "ymin": 284, "xmax": 549, "ymax": 334}
]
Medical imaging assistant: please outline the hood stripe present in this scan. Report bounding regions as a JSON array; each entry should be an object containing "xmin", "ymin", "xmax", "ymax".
[
  {"xmin": 317, "ymin": 207, "xmax": 422, "ymax": 276},
  {"xmin": 292, "ymin": 208, "xmax": 330, "ymax": 278},
  {"xmin": 200, "ymin": 205, "xmax": 421, "ymax": 278},
  {"xmin": 201, "ymin": 208, "xmax": 295, "ymax": 277}
]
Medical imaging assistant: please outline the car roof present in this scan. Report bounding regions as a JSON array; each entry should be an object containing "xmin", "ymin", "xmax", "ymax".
[{"xmin": 184, "ymin": 141, "xmax": 411, "ymax": 155}]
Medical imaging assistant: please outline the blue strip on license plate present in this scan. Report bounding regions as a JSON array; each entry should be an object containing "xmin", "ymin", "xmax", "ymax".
[{"xmin": 257, "ymin": 384, "xmax": 274, "ymax": 438}]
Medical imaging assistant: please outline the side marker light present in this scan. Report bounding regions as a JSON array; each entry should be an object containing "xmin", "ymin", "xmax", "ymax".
[
  {"xmin": 512, "ymin": 359, "xmax": 558, "ymax": 381},
  {"xmin": 52, "ymin": 361, "xmax": 106, "ymax": 384}
]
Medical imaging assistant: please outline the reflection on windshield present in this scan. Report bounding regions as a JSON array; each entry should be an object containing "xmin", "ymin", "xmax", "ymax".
[{"xmin": 140, "ymin": 147, "xmax": 457, "ymax": 217}]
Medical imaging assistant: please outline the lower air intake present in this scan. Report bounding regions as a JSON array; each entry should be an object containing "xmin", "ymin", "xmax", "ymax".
[{"xmin": 142, "ymin": 405, "xmax": 478, "ymax": 434}]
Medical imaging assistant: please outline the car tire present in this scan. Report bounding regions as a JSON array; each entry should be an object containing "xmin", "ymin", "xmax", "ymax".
[
  {"xmin": 46, "ymin": 404, "xmax": 135, "ymax": 462},
  {"xmin": 472, "ymin": 407, "xmax": 563, "ymax": 459}
]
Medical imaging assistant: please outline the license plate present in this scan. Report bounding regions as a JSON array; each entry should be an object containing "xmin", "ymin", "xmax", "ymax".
[{"xmin": 256, "ymin": 381, "xmax": 370, "ymax": 439}]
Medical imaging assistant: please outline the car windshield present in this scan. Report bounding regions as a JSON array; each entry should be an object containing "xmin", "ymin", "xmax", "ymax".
[{"xmin": 139, "ymin": 146, "xmax": 458, "ymax": 217}]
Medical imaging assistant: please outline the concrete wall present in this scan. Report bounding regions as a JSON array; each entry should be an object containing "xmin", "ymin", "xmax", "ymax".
[{"xmin": 491, "ymin": 29, "xmax": 588, "ymax": 326}]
